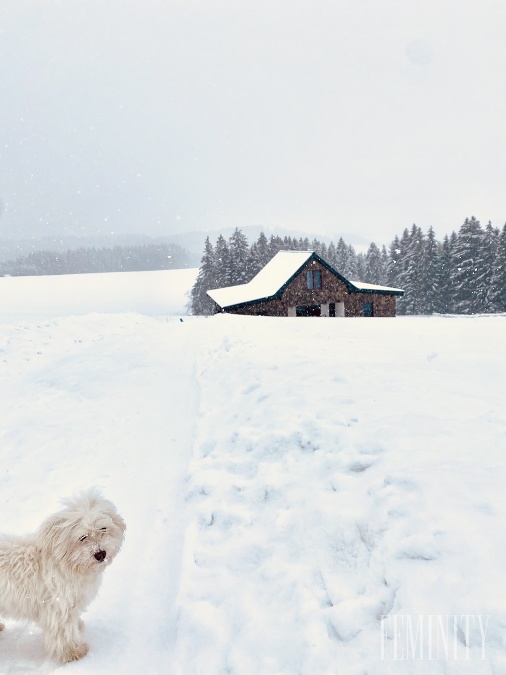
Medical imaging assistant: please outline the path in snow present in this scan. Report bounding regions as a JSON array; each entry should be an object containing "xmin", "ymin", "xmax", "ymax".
[
  {"xmin": 0, "ymin": 314, "xmax": 200, "ymax": 674},
  {"xmin": 174, "ymin": 315, "xmax": 506, "ymax": 675}
]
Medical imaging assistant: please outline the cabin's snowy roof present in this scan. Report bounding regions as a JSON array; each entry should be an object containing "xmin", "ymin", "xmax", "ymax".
[
  {"xmin": 349, "ymin": 280, "xmax": 404, "ymax": 293},
  {"xmin": 208, "ymin": 251, "xmax": 314, "ymax": 308},
  {"xmin": 207, "ymin": 250, "xmax": 403, "ymax": 309}
]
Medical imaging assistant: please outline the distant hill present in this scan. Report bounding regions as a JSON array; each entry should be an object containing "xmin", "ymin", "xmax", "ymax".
[
  {"xmin": 0, "ymin": 227, "xmax": 372, "ymax": 267},
  {"xmin": 0, "ymin": 234, "xmax": 200, "ymax": 266}
]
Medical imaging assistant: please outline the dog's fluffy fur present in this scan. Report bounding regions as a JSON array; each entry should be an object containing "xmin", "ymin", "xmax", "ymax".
[{"xmin": 0, "ymin": 488, "xmax": 125, "ymax": 663}]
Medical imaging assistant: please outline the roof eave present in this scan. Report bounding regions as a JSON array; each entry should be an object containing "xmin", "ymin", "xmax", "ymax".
[
  {"xmin": 352, "ymin": 288, "xmax": 405, "ymax": 297},
  {"xmin": 214, "ymin": 291, "xmax": 282, "ymax": 311}
]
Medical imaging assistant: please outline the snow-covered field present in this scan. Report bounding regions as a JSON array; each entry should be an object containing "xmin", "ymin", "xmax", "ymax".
[
  {"xmin": 0, "ymin": 268, "xmax": 198, "ymax": 323},
  {"xmin": 0, "ymin": 270, "xmax": 505, "ymax": 675}
]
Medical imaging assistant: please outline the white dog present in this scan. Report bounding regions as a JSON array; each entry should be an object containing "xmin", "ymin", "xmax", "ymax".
[{"xmin": 0, "ymin": 488, "xmax": 126, "ymax": 663}]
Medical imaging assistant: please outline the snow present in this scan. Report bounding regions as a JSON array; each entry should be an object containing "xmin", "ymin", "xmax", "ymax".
[
  {"xmin": 0, "ymin": 268, "xmax": 198, "ymax": 323},
  {"xmin": 349, "ymin": 280, "xmax": 403, "ymax": 293},
  {"xmin": 207, "ymin": 251, "xmax": 402, "ymax": 309},
  {"xmin": 1, "ymin": 270, "xmax": 505, "ymax": 674}
]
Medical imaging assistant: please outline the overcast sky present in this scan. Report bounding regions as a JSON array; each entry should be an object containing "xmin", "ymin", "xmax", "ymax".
[{"xmin": 1, "ymin": 0, "xmax": 505, "ymax": 246}]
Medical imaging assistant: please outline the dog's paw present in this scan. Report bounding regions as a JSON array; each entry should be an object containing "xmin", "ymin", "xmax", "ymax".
[{"xmin": 64, "ymin": 642, "xmax": 89, "ymax": 662}]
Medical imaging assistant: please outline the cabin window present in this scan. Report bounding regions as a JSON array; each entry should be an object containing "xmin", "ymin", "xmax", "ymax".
[{"xmin": 306, "ymin": 270, "xmax": 322, "ymax": 289}]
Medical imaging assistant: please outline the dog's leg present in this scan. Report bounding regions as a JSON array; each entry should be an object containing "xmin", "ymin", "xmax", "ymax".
[
  {"xmin": 41, "ymin": 612, "xmax": 89, "ymax": 663},
  {"xmin": 46, "ymin": 626, "xmax": 89, "ymax": 663}
]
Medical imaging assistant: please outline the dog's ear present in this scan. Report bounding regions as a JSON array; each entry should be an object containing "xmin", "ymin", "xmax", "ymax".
[
  {"xmin": 108, "ymin": 509, "xmax": 126, "ymax": 540},
  {"xmin": 36, "ymin": 513, "xmax": 75, "ymax": 562}
]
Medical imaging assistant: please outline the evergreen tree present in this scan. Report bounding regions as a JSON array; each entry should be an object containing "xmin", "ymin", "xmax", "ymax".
[
  {"xmin": 346, "ymin": 245, "xmax": 358, "ymax": 278},
  {"xmin": 256, "ymin": 232, "xmax": 271, "ymax": 269},
  {"xmin": 214, "ymin": 235, "xmax": 232, "ymax": 288},
  {"xmin": 386, "ymin": 236, "xmax": 402, "ymax": 287},
  {"xmin": 326, "ymin": 241, "xmax": 337, "ymax": 268},
  {"xmin": 419, "ymin": 226, "xmax": 439, "ymax": 313},
  {"xmin": 364, "ymin": 242, "xmax": 383, "ymax": 284},
  {"xmin": 475, "ymin": 221, "xmax": 499, "ymax": 312},
  {"xmin": 490, "ymin": 223, "xmax": 506, "ymax": 311},
  {"xmin": 380, "ymin": 245, "xmax": 389, "ymax": 285},
  {"xmin": 335, "ymin": 237, "xmax": 349, "ymax": 276},
  {"xmin": 228, "ymin": 228, "xmax": 250, "ymax": 285},
  {"xmin": 269, "ymin": 235, "xmax": 284, "ymax": 257},
  {"xmin": 356, "ymin": 252, "xmax": 367, "ymax": 281},
  {"xmin": 437, "ymin": 234, "xmax": 456, "ymax": 313},
  {"xmin": 245, "ymin": 243, "xmax": 261, "ymax": 280},
  {"xmin": 189, "ymin": 237, "xmax": 218, "ymax": 315},
  {"xmin": 391, "ymin": 228, "xmax": 412, "ymax": 308},
  {"xmin": 397, "ymin": 225, "xmax": 425, "ymax": 314},
  {"xmin": 452, "ymin": 216, "xmax": 483, "ymax": 313}
]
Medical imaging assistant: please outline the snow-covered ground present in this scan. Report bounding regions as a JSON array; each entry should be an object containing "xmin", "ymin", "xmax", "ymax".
[
  {"xmin": 0, "ymin": 268, "xmax": 198, "ymax": 323},
  {"xmin": 0, "ymin": 270, "xmax": 505, "ymax": 674}
]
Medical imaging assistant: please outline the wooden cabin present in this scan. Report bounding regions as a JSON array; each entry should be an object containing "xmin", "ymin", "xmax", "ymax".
[{"xmin": 207, "ymin": 251, "xmax": 404, "ymax": 317}]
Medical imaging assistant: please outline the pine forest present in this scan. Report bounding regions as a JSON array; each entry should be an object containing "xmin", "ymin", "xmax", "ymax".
[{"xmin": 190, "ymin": 217, "xmax": 506, "ymax": 316}]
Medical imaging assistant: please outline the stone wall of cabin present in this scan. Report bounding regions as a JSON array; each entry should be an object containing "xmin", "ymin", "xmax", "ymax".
[
  {"xmin": 344, "ymin": 292, "xmax": 397, "ymax": 317},
  {"xmin": 224, "ymin": 258, "xmax": 398, "ymax": 317}
]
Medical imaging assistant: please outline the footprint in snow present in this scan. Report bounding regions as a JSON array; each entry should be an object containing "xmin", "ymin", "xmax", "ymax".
[
  {"xmin": 349, "ymin": 461, "xmax": 374, "ymax": 473},
  {"xmin": 241, "ymin": 383, "xmax": 260, "ymax": 395}
]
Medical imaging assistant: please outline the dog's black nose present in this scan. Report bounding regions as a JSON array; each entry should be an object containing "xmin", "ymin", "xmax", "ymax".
[{"xmin": 94, "ymin": 550, "xmax": 106, "ymax": 562}]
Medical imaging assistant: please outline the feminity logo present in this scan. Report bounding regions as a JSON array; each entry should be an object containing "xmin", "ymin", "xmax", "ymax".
[{"xmin": 380, "ymin": 614, "xmax": 490, "ymax": 661}]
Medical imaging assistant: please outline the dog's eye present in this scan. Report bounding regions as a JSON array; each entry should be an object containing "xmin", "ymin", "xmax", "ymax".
[
  {"xmin": 79, "ymin": 535, "xmax": 88, "ymax": 542},
  {"xmin": 100, "ymin": 527, "xmax": 107, "ymax": 532}
]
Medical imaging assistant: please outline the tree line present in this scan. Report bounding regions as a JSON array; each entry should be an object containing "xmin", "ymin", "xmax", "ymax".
[
  {"xmin": 190, "ymin": 217, "xmax": 506, "ymax": 315},
  {"xmin": 0, "ymin": 243, "xmax": 192, "ymax": 276}
]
